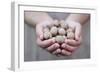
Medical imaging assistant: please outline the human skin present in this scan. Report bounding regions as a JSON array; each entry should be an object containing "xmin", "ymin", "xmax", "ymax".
[
  {"xmin": 54, "ymin": 14, "xmax": 90, "ymax": 56},
  {"xmin": 24, "ymin": 12, "xmax": 89, "ymax": 56},
  {"xmin": 24, "ymin": 11, "xmax": 60, "ymax": 53}
]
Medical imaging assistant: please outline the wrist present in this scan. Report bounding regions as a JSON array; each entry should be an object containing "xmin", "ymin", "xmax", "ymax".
[
  {"xmin": 37, "ymin": 19, "xmax": 53, "ymax": 28},
  {"xmin": 36, "ymin": 15, "xmax": 53, "ymax": 25},
  {"xmin": 65, "ymin": 20, "xmax": 82, "ymax": 31},
  {"xmin": 65, "ymin": 20, "xmax": 81, "ymax": 25}
]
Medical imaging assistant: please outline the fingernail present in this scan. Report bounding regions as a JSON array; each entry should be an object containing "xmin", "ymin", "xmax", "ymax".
[
  {"xmin": 40, "ymin": 35, "xmax": 43, "ymax": 40},
  {"xmin": 57, "ymin": 49, "xmax": 61, "ymax": 53},
  {"xmin": 62, "ymin": 44, "xmax": 65, "ymax": 48}
]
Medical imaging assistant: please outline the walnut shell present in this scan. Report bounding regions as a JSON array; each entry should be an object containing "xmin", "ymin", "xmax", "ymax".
[
  {"xmin": 66, "ymin": 28, "xmax": 73, "ymax": 33},
  {"xmin": 58, "ymin": 28, "xmax": 66, "ymax": 35},
  {"xmin": 55, "ymin": 35, "xmax": 65, "ymax": 43},
  {"xmin": 60, "ymin": 20, "xmax": 68, "ymax": 29},
  {"xmin": 50, "ymin": 26, "xmax": 58, "ymax": 36},
  {"xmin": 43, "ymin": 31, "xmax": 52, "ymax": 39},
  {"xmin": 67, "ymin": 31, "xmax": 74, "ymax": 39},
  {"xmin": 53, "ymin": 19, "xmax": 59, "ymax": 26}
]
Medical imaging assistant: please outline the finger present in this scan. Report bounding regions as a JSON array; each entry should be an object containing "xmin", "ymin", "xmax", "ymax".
[
  {"xmin": 65, "ymin": 37, "xmax": 82, "ymax": 46},
  {"xmin": 75, "ymin": 24, "xmax": 82, "ymax": 41},
  {"xmin": 61, "ymin": 49, "xmax": 72, "ymax": 56},
  {"xmin": 36, "ymin": 24, "xmax": 43, "ymax": 40},
  {"xmin": 47, "ymin": 43, "xmax": 60, "ymax": 52},
  {"xmin": 61, "ymin": 43, "xmax": 78, "ymax": 52},
  {"xmin": 37, "ymin": 38, "xmax": 55, "ymax": 48},
  {"xmin": 52, "ymin": 48, "xmax": 62, "ymax": 55}
]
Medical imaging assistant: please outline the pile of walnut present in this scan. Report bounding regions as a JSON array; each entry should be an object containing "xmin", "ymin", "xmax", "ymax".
[{"xmin": 43, "ymin": 20, "xmax": 75, "ymax": 44}]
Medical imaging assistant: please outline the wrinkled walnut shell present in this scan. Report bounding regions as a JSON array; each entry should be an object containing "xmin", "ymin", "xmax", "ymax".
[
  {"xmin": 55, "ymin": 35, "xmax": 65, "ymax": 43},
  {"xmin": 50, "ymin": 26, "xmax": 58, "ymax": 36},
  {"xmin": 58, "ymin": 28, "xmax": 66, "ymax": 35}
]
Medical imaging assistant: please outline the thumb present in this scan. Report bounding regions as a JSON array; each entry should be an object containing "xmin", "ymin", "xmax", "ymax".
[
  {"xmin": 36, "ymin": 24, "xmax": 43, "ymax": 40},
  {"xmin": 75, "ymin": 24, "xmax": 82, "ymax": 41}
]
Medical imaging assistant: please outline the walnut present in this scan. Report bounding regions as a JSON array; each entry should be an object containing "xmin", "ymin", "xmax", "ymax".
[
  {"xmin": 43, "ymin": 31, "xmax": 52, "ymax": 39},
  {"xmin": 66, "ymin": 28, "xmax": 73, "ymax": 33},
  {"xmin": 58, "ymin": 28, "xmax": 66, "ymax": 35},
  {"xmin": 50, "ymin": 26, "xmax": 58, "ymax": 36},
  {"xmin": 53, "ymin": 19, "xmax": 59, "ymax": 26},
  {"xmin": 41, "ymin": 19, "xmax": 76, "ymax": 56},
  {"xmin": 55, "ymin": 35, "xmax": 65, "ymax": 43},
  {"xmin": 60, "ymin": 20, "xmax": 68, "ymax": 29},
  {"xmin": 67, "ymin": 31, "xmax": 74, "ymax": 39}
]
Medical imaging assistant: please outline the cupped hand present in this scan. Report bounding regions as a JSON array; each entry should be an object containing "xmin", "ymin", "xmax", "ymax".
[
  {"xmin": 61, "ymin": 21, "xmax": 82, "ymax": 56},
  {"xmin": 36, "ymin": 20, "xmax": 60, "ymax": 53},
  {"xmin": 36, "ymin": 20, "xmax": 82, "ymax": 56}
]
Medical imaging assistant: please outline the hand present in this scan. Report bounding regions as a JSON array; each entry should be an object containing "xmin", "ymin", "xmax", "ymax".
[
  {"xmin": 36, "ymin": 20, "xmax": 60, "ymax": 53},
  {"xmin": 61, "ymin": 21, "xmax": 82, "ymax": 56},
  {"xmin": 52, "ymin": 21, "xmax": 82, "ymax": 56}
]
